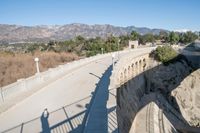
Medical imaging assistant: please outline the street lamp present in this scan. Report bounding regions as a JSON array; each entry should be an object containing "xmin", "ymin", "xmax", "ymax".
[
  {"xmin": 101, "ymin": 48, "xmax": 104, "ymax": 54},
  {"xmin": 34, "ymin": 57, "xmax": 40, "ymax": 74},
  {"xmin": 112, "ymin": 53, "xmax": 115, "ymax": 68},
  {"xmin": 118, "ymin": 39, "xmax": 120, "ymax": 60}
]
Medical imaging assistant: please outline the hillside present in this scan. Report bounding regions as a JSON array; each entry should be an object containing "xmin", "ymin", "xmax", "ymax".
[{"xmin": 0, "ymin": 23, "xmax": 167, "ymax": 44}]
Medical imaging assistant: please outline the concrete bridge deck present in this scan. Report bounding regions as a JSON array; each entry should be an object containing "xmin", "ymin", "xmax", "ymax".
[{"xmin": 0, "ymin": 48, "xmax": 154, "ymax": 133}]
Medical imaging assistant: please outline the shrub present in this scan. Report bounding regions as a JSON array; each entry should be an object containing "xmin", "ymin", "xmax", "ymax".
[{"xmin": 153, "ymin": 45, "xmax": 178, "ymax": 63}]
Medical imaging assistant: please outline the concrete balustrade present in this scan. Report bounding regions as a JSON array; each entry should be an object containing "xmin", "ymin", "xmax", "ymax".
[
  {"xmin": 109, "ymin": 53, "xmax": 151, "ymax": 88},
  {"xmin": 0, "ymin": 50, "xmax": 133, "ymax": 107},
  {"xmin": 107, "ymin": 49, "xmax": 156, "ymax": 133}
]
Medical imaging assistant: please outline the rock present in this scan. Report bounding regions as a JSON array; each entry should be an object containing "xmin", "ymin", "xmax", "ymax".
[
  {"xmin": 147, "ymin": 59, "xmax": 192, "ymax": 94},
  {"xmin": 171, "ymin": 69, "xmax": 200, "ymax": 127},
  {"xmin": 145, "ymin": 56, "xmax": 200, "ymax": 127}
]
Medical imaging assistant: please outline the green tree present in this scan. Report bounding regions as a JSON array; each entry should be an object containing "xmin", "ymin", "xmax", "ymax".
[
  {"xmin": 169, "ymin": 32, "xmax": 179, "ymax": 45},
  {"xmin": 199, "ymin": 32, "xmax": 200, "ymax": 39},
  {"xmin": 75, "ymin": 35, "xmax": 85, "ymax": 44},
  {"xmin": 139, "ymin": 33, "xmax": 155, "ymax": 44},
  {"xmin": 119, "ymin": 35, "xmax": 130, "ymax": 47},
  {"xmin": 180, "ymin": 31, "xmax": 198, "ymax": 44},
  {"xmin": 159, "ymin": 31, "xmax": 169, "ymax": 42},
  {"xmin": 130, "ymin": 31, "xmax": 139, "ymax": 40}
]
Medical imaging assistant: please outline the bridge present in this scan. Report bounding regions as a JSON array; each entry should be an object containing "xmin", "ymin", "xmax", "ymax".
[
  {"xmin": 0, "ymin": 47, "xmax": 154, "ymax": 133},
  {"xmin": 0, "ymin": 46, "xmax": 199, "ymax": 133}
]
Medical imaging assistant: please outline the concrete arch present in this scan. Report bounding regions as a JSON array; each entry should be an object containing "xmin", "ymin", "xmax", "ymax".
[
  {"xmin": 120, "ymin": 72, "xmax": 124, "ymax": 85},
  {"xmin": 135, "ymin": 61, "xmax": 138, "ymax": 75},
  {"xmin": 124, "ymin": 69, "xmax": 127, "ymax": 82},
  {"xmin": 114, "ymin": 54, "xmax": 151, "ymax": 90},
  {"xmin": 131, "ymin": 63, "xmax": 134, "ymax": 77},
  {"xmin": 143, "ymin": 58, "xmax": 147, "ymax": 70},
  {"xmin": 128, "ymin": 66, "xmax": 131, "ymax": 80},
  {"xmin": 139, "ymin": 60, "xmax": 142, "ymax": 73}
]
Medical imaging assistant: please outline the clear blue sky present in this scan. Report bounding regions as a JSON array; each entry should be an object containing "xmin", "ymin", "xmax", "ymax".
[{"xmin": 0, "ymin": 0, "xmax": 199, "ymax": 31}]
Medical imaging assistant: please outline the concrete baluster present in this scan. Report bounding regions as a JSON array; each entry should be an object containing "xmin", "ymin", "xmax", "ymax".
[
  {"xmin": 58, "ymin": 65, "xmax": 64, "ymax": 74},
  {"xmin": 0, "ymin": 87, "xmax": 4, "ymax": 102},
  {"xmin": 131, "ymin": 63, "xmax": 135, "ymax": 78},
  {"xmin": 17, "ymin": 79, "xmax": 26, "ymax": 91}
]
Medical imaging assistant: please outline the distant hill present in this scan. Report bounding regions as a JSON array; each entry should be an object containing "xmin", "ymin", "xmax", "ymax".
[{"xmin": 0, "ymin": 23, "xmax": 168, "ymax": 44}]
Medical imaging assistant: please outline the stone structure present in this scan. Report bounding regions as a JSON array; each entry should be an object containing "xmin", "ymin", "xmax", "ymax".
[{"xmin": 129, "ymin": 40, "xmax": 138, "ymax": 49}]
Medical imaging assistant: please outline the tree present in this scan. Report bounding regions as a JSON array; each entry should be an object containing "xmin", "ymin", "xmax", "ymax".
[
  {"xmin": 159, "ymin": 31, "xmax": 169, "ymax": 42},
  {"xmin": 75, "ymin": 35, "xmax": 85, "ymax": 43},
  {"xmin": 180, "ymin": 31, "xmax": 198, "ymax": 44},
  {"xmin": 169, "ymin": 32, "xmax": 179, "ymax": 45},
  {"xmin": 106, "ymin": 35, "xmax": 118, "ymax": 44},
  {"xmin": 139, "ymin": 33, "xmax": 155, "ymax": 44},
  {"xmin": 119, "ymin": 35, "xmax": 130, "ymax": 47},
  {"xmin": 47, "ymin": 41, "xmax": 55, "ymax": 47},
  {"xmin": 130, "ymin": 31, "xmax": 139, "ymax": 40}
]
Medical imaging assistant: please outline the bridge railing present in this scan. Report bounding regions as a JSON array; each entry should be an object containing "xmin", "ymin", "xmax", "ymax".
[
  {"xmin": 107, "ymin": 48, "xmax": 156, "ymax": 133},
  {"xmin": 107, "ymin": 48, "xmax": 155, "ymax": 97},
  {"xmin": 108, "ymin": 48, "xmax": 155, "ymax": 92},
  {"xmin": 0, "ymin": 50, "xmax": 131, "ymax": 105}
]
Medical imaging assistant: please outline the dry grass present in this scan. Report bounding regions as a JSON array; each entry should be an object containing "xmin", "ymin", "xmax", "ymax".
[{"xmin": 0, "ymin": 51, "xmax": 79, "ymax": 87}]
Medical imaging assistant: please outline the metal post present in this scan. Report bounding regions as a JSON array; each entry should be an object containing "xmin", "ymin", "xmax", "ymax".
[{"xmin": 34, "ymin": 57, "xmax": 40, "ymax": 73}]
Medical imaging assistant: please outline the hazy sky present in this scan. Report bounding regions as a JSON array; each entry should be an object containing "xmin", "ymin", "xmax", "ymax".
[{"xmin": 0, "ymin": 0, "xmax": 199, "ymax": 31}]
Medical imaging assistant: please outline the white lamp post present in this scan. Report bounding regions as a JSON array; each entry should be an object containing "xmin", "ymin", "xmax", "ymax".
[
  {"xmin": 34, "ymin": 57, "xmax": 40, "ymax": 74},
  {"xmin": 112, "ymin": 53, "xmax": 115, "ymax": 68},
  {"xmin": 101, "ymin": 48, "xmax": 104, "ymax": 54},
  {"xmin": 118, "ymin": 39, "xmax": 120, "ymax": 60}
]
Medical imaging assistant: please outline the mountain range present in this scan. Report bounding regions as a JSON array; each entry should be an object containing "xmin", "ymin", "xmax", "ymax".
[{"xmin": 0, "ymin": 23, "xmax": 167, "ymax": 44}]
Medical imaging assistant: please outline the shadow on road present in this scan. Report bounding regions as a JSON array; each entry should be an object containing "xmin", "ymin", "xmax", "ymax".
[
  {"xmin": 89, "ymin": 72, "xmax": 100, "ymax": 79},
  {"xmin": 83, "ymin": 65, "xmax": 112, "ymax": 132},
  {"xmin": 41, "ymin": 109, "xmax": 50, "ymax": 133},
  {"xmin": 2, "ymin": 65, "xmax": 116, "ymax": 133}
]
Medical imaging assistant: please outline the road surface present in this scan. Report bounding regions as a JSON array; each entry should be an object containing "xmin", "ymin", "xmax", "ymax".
[{"xmin": 0, "ymin": 48, "xmax": 154, "ymax": 133}]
